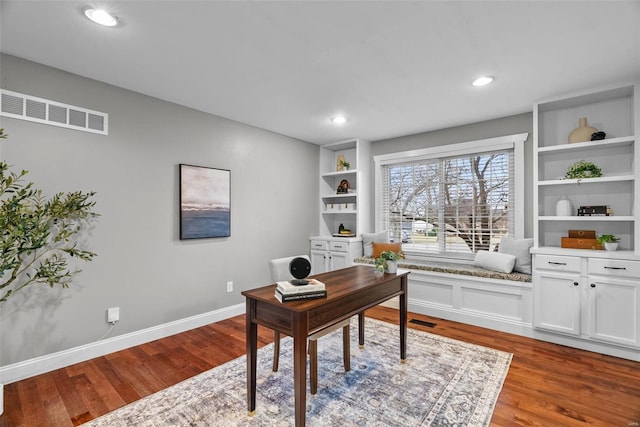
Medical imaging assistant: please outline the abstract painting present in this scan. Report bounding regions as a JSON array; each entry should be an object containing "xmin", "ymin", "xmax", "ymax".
[{"xmin": 180, "ymin": 164, "xmax": 230, "ymax": 239}]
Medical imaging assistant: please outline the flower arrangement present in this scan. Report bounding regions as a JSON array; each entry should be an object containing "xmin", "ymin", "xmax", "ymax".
[{"xmin": 565, "ymin": 160, "xmax": 602, "ymax": 179}]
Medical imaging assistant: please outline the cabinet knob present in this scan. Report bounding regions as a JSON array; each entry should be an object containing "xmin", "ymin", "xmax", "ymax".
[
  {"xmin": 573, "ymin": 281, "xmax": 579, "ymax": 286},
  {"xmin": 590, "ymin": 283, "xmax": 596, "ymax": 288}
]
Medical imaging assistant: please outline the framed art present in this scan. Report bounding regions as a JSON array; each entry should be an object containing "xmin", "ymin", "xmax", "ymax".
[{"xmin": 180, "ymin": 164, "xmax": 230, "ymax": 239}]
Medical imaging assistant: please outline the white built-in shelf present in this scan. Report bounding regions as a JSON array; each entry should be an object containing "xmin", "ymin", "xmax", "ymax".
[
  {"xmin": 321, "ymin": 170, "xmax": 358, "ymax": 178},
  {"xmin": 537, "ymin": 135, "xmax": 634, "ymax": 153},
  {"xmin": 538, "ymin": 175, "xmax": 635, "ymax": 186},
  {"xmin": 322, "ymin": 193, "xmax": 356, "ymax": 199},
  {"xmin": 539, "ymin": 216, "xmax": 635, "ymax": 221},
  {"xmin": 323, "ymin": 210, "xmax": 357, "ymax": 215}
]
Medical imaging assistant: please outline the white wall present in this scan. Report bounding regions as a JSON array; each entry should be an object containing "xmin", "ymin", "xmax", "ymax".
[{"xmin": 0, "ymin": 54, "xmax": 319, "ymax": 367}]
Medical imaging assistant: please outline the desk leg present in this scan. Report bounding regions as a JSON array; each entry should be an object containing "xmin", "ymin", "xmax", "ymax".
[
  {"xmin": 400, "ymin": 277, "xmax": 407, "ymax": 361},
  {"xmin": 358, "ymin": 311, "xmax": 365, "ymax": 348},
  {"xmin": 293, "ymin": 312, "xmax": 308, "ymax": 427},
  {"xmin": 246, "ymin": 299, "xmax": 257, "ymax": 415}
]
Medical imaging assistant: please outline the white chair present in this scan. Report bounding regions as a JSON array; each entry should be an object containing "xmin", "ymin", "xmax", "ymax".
[{"xmin": 269, "ymin": 255, "xmax": 351, "ymax": 395}]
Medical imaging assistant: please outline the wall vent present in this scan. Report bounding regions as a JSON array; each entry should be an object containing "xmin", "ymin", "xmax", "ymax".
[{"xmin": 0, "ymin": 89, "xmax": 108, "ymax": 135}]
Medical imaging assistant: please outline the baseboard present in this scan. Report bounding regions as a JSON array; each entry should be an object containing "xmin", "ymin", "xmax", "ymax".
[
  {"xmin": 408, "ymin": 299, "xmax": 534, "ymax": 337},
  {"xmin": 0, "ymin": 303, "xmax": 245, "ymax": 385}
]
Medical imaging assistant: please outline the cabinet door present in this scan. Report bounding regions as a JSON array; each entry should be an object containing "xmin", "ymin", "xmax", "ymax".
[
  {"xmin": 587, "ymin": 276, "xmax": 640, "ymax": 348},
  {"xmin": 330, "ymin": 251, "xmax": 349, "ymax": 271},
  {"xmin": 310, "ymin": 250, "xmax": 328, "ymax": 275},
  {"xmin": 533, "ymin": 271, "xmax": 581, "ymax": 336}
]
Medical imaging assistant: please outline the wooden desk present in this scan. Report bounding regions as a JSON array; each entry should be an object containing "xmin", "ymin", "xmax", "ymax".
[{"xmin": 242, "ymin": 265, "xmax": 409, "ymax": 427}]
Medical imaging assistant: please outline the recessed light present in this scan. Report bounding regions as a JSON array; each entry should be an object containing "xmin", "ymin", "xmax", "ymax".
[
  {"xmin": 472, "ymin": 76, "xmax": 494, "ymax": 87},
  {"xmin": 331, "ymin": 116, "xmax": 348, "ymax": 124},
  {"xmin": 84, "ymin": 8, "xmax": 118, "ymax": 27}
]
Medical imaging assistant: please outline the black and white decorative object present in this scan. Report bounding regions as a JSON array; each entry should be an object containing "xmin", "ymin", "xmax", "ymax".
[{"xmin": 289, "ymin": 257, "xmax": 311, "ymax": 285}]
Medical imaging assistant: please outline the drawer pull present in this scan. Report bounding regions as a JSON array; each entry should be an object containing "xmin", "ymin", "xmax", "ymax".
[
  {"xmin": 573, "ymin": 281, "xmax": 579, "ymax": 286},
  {"xmin": 604, "ymin": 266, "xmax": 626, "ymax": 270},
  {"xmin": 590, "ymin": 283, "xmax": 596, "ymax": 288},
  {"xmin": 548, "ymin": 261, "xmax": 567, "ymax": 266}
]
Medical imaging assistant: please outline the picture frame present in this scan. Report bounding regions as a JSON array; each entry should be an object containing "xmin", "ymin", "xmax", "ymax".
[{"xmin": 179, "ymin": 164, "xmax": 230, "ymax": 239}]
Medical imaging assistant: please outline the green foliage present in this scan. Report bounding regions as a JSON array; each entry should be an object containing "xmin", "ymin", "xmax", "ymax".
[
  {"xmin": 379, "ymin": 250, "xmax": 403, "ymax": 261},
  {"xmin": 565, "ymin": 160, "xmax": 602, "ymax": 179},
  {"xmin": 596, "ymin": 234, "xmax": 619, "ymax": 244},
  {"xmin": 0, "ymin": 128, "xmax": 98, "ymax": 302}
]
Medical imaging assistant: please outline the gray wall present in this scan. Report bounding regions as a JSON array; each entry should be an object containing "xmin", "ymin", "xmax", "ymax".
[
  {"xmin": 370, "ymin": 113, "xmax": 534, "ymax": 238},
  {"xmin": 0, "ymin": 55, "xmax": 319, "ymax": 366}
]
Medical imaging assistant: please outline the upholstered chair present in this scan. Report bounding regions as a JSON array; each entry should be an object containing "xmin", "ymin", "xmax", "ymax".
[{"xmin": 269, "ymin": 255, "xmax": 351, "ymax": 394}]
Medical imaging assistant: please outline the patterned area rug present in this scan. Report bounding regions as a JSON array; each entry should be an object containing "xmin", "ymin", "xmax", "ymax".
[{"xmin": 84, "ymin": 318, "xmax": 512, "ymax": 426}]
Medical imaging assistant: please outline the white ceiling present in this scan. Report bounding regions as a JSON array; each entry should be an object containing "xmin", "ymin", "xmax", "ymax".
[{"xmin": 1, "ymin": 1, "xmax": 639, "ymax": 145}]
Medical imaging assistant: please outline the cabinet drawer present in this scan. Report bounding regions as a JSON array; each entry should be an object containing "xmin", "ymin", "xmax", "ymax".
[
  {"xmin": 329, "ymin": 241, "xmax": 349, "ymax": 252},
  {"xmin": 535, "ymin": 254, "xmax": 581, "ymax": 273},
  {"xmin": 310, "ymin": 240, "xmax": 328, "ymax": 251},
  {"xmin": 589, "ymin": 258, "xmax": 640, "ymax": 279}
]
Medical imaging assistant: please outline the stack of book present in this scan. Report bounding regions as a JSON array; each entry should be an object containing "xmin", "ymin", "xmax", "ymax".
[
  {"xmin": 577, "ymin": 205, "xmax": 613, "ymax": 216},
  {"xmin": 275, "ymin": 279, "xmax": 327, "ymax": 303}
]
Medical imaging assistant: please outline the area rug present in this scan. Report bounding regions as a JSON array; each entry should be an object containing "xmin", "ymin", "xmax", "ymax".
[{"xmin": 84, "ymin": 318, "xmax": 512, "ymax": 426}]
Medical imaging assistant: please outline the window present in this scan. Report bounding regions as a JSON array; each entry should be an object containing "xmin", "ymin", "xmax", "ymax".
[{"xmin": 374, "ymin": 133, "xmax": 527, "ymax": 259}]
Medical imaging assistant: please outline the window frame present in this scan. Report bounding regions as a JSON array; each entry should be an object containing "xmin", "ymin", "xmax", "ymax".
[{"xmin": 374, "ymin": 133, "xmax": 528, "ymax": 260}]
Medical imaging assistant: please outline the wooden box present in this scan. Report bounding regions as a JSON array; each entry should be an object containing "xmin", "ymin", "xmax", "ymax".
[
  {"xmin": 561, "ymin": 237, "xmax": 601, "ymax": 250},
  {"xmin": 568, "ymin": 230, "xmax": 596, "ymax": 239}
]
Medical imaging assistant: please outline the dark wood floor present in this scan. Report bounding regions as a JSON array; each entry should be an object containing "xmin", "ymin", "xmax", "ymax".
[{"xmin": 2, "ymin": 306, "xmax": 639, "ymax": 426}]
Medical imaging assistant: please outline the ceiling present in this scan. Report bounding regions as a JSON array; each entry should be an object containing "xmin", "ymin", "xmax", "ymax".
[{"xmin": 1, "ymin": 1, "xmax": 639, "ymax": 145}]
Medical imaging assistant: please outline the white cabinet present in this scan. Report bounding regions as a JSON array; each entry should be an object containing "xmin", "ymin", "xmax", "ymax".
[
  {"xmin": 533, "ymin": 254, "xmax": 581, "ymax": 335},
  {"xmin": 310, "ymin": 237, "xmax": 362, "ymax": 274},
  {"xmin": 533, "ymin": 250, "xmax": 640, "ymax": 349},
  {"xmin": 587, "ymin": 259, "xmax": 640, "ymax": 347},
  {"xmin": 533, "ymin": 83, "xmax": 639, "ymax": 254},
  {"xmin": 318, "ymin": 139, "xmax": 371, "ymax": 237}
]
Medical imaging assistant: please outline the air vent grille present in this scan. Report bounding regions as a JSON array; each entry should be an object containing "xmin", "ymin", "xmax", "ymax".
[{"xmin": 0, "ymin": 89, "xmax": 108, "ymax": 135}]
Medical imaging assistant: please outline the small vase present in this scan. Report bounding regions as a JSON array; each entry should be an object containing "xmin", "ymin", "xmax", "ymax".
[
  {"xmin": 604, "ymin": 242, "xmax": 618, "ymax": 251},
  {"xmin": 555, "ymin": 195, "xmax": 572, "ymax": 216},
  {"xmin": 386, "ymin": 261, "xmax": 398, "ymax": 274},
  {"xmin": 568, "ymin": 117, "xmax": 598, "ymax": 143}
]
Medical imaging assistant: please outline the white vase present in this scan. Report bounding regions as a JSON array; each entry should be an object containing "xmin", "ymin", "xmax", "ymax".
[
  {"xmin": 556, "ymin": 195, "xmax": 572, "ymax": 216},
  {"xmin": 604, "ymin": 242, "xmax": 618, "ymax": 251},
  {"xmin": 386, "ymin": 261, "xmax": 398, "ymax": 274}
]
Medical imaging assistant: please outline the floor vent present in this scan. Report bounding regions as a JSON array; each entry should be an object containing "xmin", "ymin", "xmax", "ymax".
[
  {"xmin": 409, "ymin": 319, "xmax": 437, "ymax": 328},
  {"xmin": 0, "ymin": 89, "xmax": 108, "ymax": 135}
]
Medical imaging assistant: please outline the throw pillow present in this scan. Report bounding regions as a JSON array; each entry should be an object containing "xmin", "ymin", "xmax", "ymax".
[
  {"xmin": 362, "ymin": 230, "xmax": 388, "ymax": 257},
  {"xmin": 498, "ymin": 236, "xmax": 533, "ymax": 274},
  {"xmin": 474, "ymin": 250, "xmax": 516, "ymax": 273},
  {"xmin": 372, "ymin": 242, "xmax": 402, "ymax": 259}
]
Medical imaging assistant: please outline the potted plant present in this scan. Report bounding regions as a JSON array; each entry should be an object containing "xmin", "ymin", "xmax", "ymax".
[
  {"xmin": 0, "ymin": 128, "xmax": 99, "ymax": 414},
  {"xmin": 378, "ymin": 250, "xmax": 403, "ymax": 274},
  {"xmin": 565, "ymin": 160, "xmax": 602, "ymax": 179},
  {"xmin": 339, "ymin": 159, "xmax": 351, "ymax": 170},
  {"xmin": 596, "ymin": 234, "xmax": 619, "ymax": 251}
]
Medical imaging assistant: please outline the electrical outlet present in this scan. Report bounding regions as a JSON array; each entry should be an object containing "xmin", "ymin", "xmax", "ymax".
[
  {"xmin": 107, "ymin": 307, "xmax": 120, "ymax": 324},
  {"xmin": 226, "ymin": 281, "xmax": 233, "ymax": 293}
]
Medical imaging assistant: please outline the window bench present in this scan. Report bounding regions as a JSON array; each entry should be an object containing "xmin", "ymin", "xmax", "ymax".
[{"xmin": 353, "ymin": 257, "xmax": 534, "ymax": 336}]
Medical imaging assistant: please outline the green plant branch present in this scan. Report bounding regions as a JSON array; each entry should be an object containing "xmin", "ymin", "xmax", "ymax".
[{"xmin": 0, "ymin": 128, "xmax": 98, "ymax": 303}]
